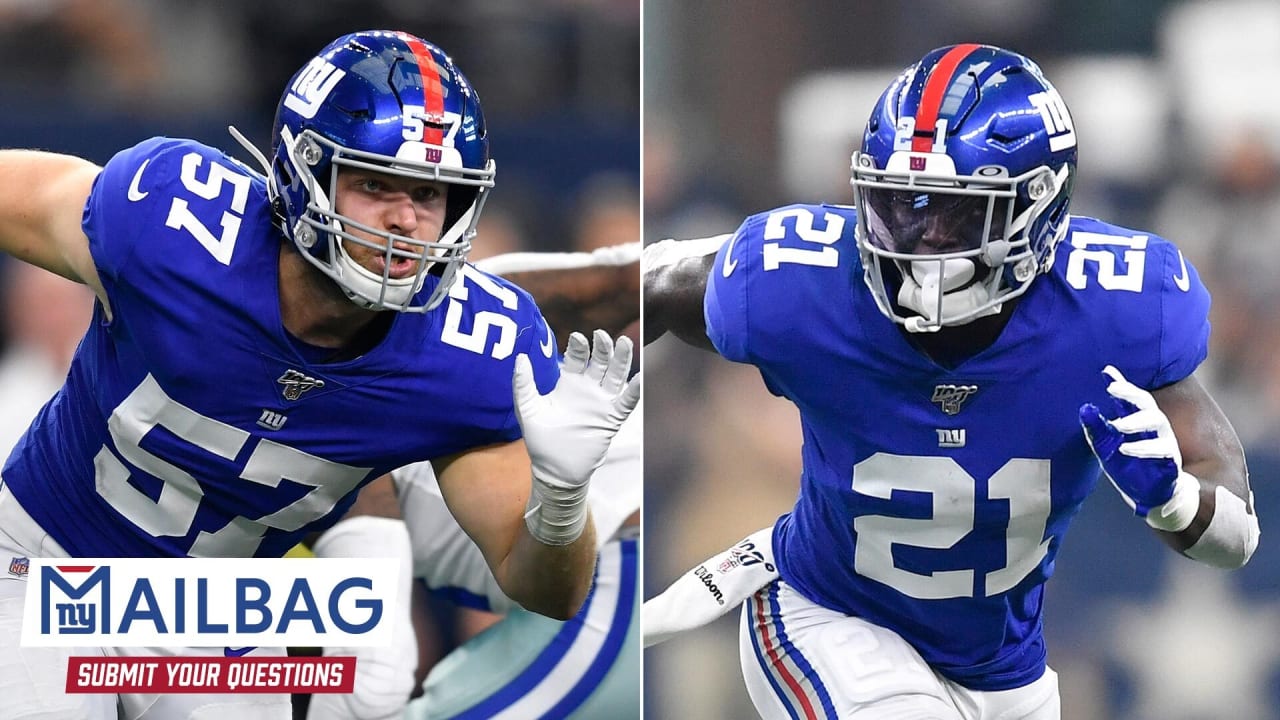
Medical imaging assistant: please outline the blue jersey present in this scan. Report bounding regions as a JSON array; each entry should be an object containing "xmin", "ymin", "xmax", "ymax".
[
  {"xmin": 705, "ymin": 203, "xmax": 1210, "ymax": 691},
  {"xmin": 3, "ymin": 137, "xmax": 559, "ymax": 559}
]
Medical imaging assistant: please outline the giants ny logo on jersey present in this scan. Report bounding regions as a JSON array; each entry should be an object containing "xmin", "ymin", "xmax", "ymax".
[
  {"xmin": 256, "ymin": 409, "xmax": 288, "ymax": 431},
  {"xmin": 23, "ymin": 558, "xmax": 398, "ymax": 648},
  {"xmin": 278, "ymin": 369, "xmax": 325, "ymax": 401},
  {"xmin": 284, "ymin": 58, "xmax": 346, "ymax": 119},
  {"xmin": 931, "ymin": 384, "xmax": 978, "ymax": 415}
]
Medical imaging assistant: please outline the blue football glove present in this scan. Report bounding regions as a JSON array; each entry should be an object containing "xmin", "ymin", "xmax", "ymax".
[{"xmin": 1079, "ymin": 365, "xmax": 1197, "ymax": 529}]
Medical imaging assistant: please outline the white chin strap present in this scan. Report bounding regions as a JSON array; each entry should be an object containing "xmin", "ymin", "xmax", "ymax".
[
  {"xmin": 330, "ymin": 201, "xmax": 479, "ymax": 310},
  {"xmin": 333, "ymin": 239, "xmax": 422, "ymax": 310},
  {"xmin": 897, "ymin": 258, "xmax": 1001, "ymax": 333}
]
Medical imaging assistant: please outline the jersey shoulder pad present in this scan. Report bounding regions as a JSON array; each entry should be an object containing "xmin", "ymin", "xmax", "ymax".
[
  {"xmin": 432, "ymin": 263, "xmax": 560, "ymax": 397},
  {"xmin": 706, "ymin": 203, "xmax": 858, "ymax": 362},
  {"xmin": 84, "ymin": 137, "xmax": 268, "ymax": 284},
  {"xmin": 1056, "ymin": 216, "xmax": 1210, "ymax": 387}
]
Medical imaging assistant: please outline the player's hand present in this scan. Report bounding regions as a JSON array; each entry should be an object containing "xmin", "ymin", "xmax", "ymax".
[
  {"xmin": 514, "ymin": 329, "xmax": 641, "ymax": 544},
  {"xmin": 1079, "ymin": 365, "xmax": 1197, "ymax": 530}
]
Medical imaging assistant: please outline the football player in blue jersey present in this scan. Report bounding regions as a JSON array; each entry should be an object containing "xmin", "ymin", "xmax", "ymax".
[
  {"xmin": 643, "ymin": 44, "xmax": 1257, "ymax": 719},
  {"xmin": 0, "ymin": 30, "xmax": 638, "ymax": 720}
]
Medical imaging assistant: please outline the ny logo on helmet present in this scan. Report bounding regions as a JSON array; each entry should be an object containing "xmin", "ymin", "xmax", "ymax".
[
  {"xmin": 278, "ymin": 370, "xmax": 325, "ymax": 401},
  {"xmin": 932, "ymin": 384, "xmax": 978, "ymax": 415},
  {"xmin": 1028, "ymin": 88, "xmax": 1077, "ymax": 152},
  {"xmin": 284, "ymin": 58, "xmax": 346, "ymax": 120}
]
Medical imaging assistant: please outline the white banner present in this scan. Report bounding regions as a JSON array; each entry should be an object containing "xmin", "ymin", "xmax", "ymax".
[{"xmin": 20, "ymin": 558, "xmax": 397, "ymax": 647}]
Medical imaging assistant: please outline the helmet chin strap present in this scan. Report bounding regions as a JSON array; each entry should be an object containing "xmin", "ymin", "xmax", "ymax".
[
  {"xmin": 897, "ymin": 258, "xmax": 1002, "ymax": 333},
  {"xmin": 328, "ymin": 201, "xmax": 478, "ymax": 311},
  {"xmin": 332, "ymin": 237, "xmax": 422, "ymax": 310}
]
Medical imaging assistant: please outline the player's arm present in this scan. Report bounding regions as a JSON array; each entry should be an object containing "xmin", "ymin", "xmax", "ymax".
[
  {"xmin": 1081, "ymin": 367, "xmax": 1258, "ymax": 568},
  {"xmin": 433, "ymin": 438, "xmax": 597, "ymax": 620},
  {"xmin": 642, "ymin": 235, "xmax": 728, "ymax": 349},
  {"xmin": 477, "ymin": 243, "xmax": 640, "ymax": 349},
  {"xmin": 1151, "ymin": 374, "xmax": 1255, "ymax": 561},
  {"xmin": 0, "ymin": 151, "xmax": 107, "ymax": 299},
  {"xmin": 435, "ymin": 330, "xmax": 640, "ymax": 620}
]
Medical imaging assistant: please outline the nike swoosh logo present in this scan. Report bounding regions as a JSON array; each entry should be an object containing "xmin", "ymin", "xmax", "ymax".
[
  {"xmin": 721, "ymin": 232, "xmax": 740, "ymax": 277},
  {"xmin": 539, "ymin": 322, "xmax": 555, "ymax": 358},
  {"xmin": 1172, "ymin": 249, "xmax": 1190, "ymax": 292},
  {"xmin": 224, "ymin": 646, "xmax": 255, "ymax": 657},
  {"xmin": 127, "ymin": 159, "xmax": 151, "ymax": 202}
]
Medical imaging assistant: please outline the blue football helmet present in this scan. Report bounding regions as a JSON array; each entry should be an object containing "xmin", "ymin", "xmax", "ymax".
[
  {"xmin": 850, "ymin": 44, "xmax": 1077, "ymax": 332},
  {"xmin": 235, "ymin": 30, "xmax": 494, "ymax": 312}
]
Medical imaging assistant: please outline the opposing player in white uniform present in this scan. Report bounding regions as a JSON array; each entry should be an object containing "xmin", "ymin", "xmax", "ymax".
[
  {"xmin": 643, "ymin": 44, "xmax": 1257, "ymax": 719},
  {"xmin": 397, "ymin": 403, "xmax": 639, "ymax": 720},
  {"xmin": 0, "ymin": 30, "xmax": 638, "ymax": 719}
]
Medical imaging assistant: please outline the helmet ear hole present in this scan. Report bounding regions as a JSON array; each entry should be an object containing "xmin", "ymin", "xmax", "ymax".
[{"xmin": 444, "ymin": 187, "xmax": 478, "ymax": 240}]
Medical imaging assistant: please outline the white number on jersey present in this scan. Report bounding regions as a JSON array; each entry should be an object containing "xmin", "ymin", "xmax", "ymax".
[
  {"xmin": 440, "ymin": 264, "xmax": 521, "ymax": 359},
  {"xmin": 1064, "ymin": 230, "xmax": 1148, "ymax": 292},
  {"xmin": 762, "ymin": 207, "xmax": 843, "ymax": 270},
  {"xmin": 95, "ymin": 374, "xmax": 369, "ymax": 557},
  {"xmin": 163, "ymin": 152, "xmax": 253, "ymax": 266},
  {"xmin": 852, "ymin": 453, "xmax": 1052, "ymax": 599}
]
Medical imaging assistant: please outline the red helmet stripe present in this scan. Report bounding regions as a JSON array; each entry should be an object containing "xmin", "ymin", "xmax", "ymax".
[
  {"xmin": 911, "ymin": 43, "xmax": 983, "ymax": 153},
  {"xmin": 400, "ymin": 33, "xmax": 446, "ymax": 145}
]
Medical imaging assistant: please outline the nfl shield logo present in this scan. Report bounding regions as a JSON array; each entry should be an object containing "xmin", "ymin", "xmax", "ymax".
[{"xmin": 8, "ymin": 556, "xmax": 28, "ymax": 578}]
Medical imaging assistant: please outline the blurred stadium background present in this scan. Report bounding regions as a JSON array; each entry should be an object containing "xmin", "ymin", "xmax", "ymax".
[
  {"xmin": 0, "ymin": 0, "xmax": 638, "ymax": 707},
  {"xmin": 643, "ymin": 1, "xmax": 1280, "ymax": 719}
]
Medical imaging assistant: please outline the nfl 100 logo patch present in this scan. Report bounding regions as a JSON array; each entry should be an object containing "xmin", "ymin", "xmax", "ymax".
[
  {"xmin": 931, "ymin": 383, "xmax": 978, "ymax": 415},
  {"xmin": 717, "ymin": 537, "xmax": 776, "ymax": 574}
]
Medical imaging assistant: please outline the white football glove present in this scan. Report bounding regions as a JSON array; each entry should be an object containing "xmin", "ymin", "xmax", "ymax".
[
  {"xmin": 644, "ymin": 527, "xmax": 780, "ymax": 647},
  {"xmin": 1080, "ymin": 365, "xmax": 1199, "ymax": 531},
  {"xmin": 515, "ymin": 329, "xmax": 641, "ymax": 545}
]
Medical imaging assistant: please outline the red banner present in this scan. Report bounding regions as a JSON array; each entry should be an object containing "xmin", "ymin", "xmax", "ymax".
[{"xmin": 65, "ymin": 656, "xmax": 356, "ymax": 693}]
